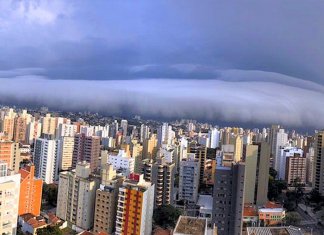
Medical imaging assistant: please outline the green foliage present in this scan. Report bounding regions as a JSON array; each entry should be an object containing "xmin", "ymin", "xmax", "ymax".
[
  {"xmin": 153, "ymin": 205, "xmax": 182, "ymax": 229},
  {"xmin": 36, "ymin": 226, "xmax": 63, "ymax": 235},
  {"xmin": 42, "ymin": 183, "xmax": 58, "ymax": 207},
  {"xmin": 307, "ymin": 189, "xmax": 323, "ymax": 204},
  {"xmin": 285, "ymin": 212, "xmax": 301, "ymax": 226},
  {"xmin": 269, "ymin": 167, "xmax": 277, "ymax": 179},
  {"xmin": 268, "ymin": 168, "xmax": 287, "ymax": 201}
]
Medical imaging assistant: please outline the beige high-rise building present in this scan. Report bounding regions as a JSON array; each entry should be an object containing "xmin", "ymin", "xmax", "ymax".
[
  {"xmin": 131, "ymin": 141, "xmax": 143, "ymax": 174},
  {"xmin": 0, "ymin": 141, "xmax": 21, "ymax": 172},
  {"xmin": 0, "ymin": 109, "xmax": 16, "ymax": 141},
  {"xmin": 13, "ymin": 115, "xmax": 27, "ymax": 144},
  {"xmin": 142, "ymin": 134, "xmax": 158, "ymax": 160},
  {"xmin": 56, "ymin": 162, "xmax": 99, "ymax": 230},
  {"xmin": 244, "ymin": 142, "xmax": 270, "ymax": 206},
  {"xmin": 93, "ymin": 164, "xmax": 124, "ymax": 234},
  {"xmin": 231, "ymin": 135, "xmax": 243, "ymax": 162},
  {"xmin": 57, "ymin": 136, "xmax": 75, "ymax": 171},
  {"xmin": 314, "ymin": 131, "xmax": 324, "ymax": 195},
  {"xmin": 41, "ymin": 114, "xmax": 57, "ymax": 136},
  {"xmin": 0, "ymin": 161, "xmax": 21, "ymax": 234}
]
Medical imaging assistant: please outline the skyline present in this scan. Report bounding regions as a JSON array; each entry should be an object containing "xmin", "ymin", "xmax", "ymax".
[{"xmin": 1, "ymin": 1, "xmax": 324, "ymax": 128}]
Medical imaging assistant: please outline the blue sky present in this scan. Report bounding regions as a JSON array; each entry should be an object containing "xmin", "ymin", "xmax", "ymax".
[{"xmin": 1, "ymin": 0, "xmax": 324, "ymax": 127}]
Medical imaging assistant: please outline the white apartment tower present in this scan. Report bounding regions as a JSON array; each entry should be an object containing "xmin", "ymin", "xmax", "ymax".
[
  {"xmin": 34, "ymin": 138, "xmax": 59, "ymax": 184},
  {"xmin": 0, "ymin": 162, "xmax": 21, "ymax": 235}
]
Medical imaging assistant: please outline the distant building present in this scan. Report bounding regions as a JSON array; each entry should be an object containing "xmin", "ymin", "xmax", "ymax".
[{"xmin": 108, "ymin": 149, "xmax": 135, "ymax": 177}]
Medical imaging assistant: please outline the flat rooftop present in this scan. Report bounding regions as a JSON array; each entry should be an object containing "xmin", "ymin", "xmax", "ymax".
[{"xmin": 174, "ymin": 216, "xmax": 206, "ymax": 235}]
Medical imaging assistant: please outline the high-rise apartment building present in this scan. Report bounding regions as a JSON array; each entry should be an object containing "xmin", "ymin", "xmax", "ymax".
[
  {"xmin": 143, "ymin": 157, "xmax": 175, "ymax": 207},
  {"xmin": 108, "ymin": 150, "xmax": 134, "ymax": 177},
  {"xmin": 189, "ymin": 143, "xmax": 207, "ymax": 185},
  {"xmin": 273, "ymin": 129, "xmax": 288, "ymax": 172},
  {"xmin": 115, "ymin": 174, "xmax": 154, "ymax": 235},
  {"xmin": 34, "ymin": 137, "xmax": 58, "ymax": 184},
  {"xmin": 120, "ymin": 119, "xmax": 128, "ymax": 138},
  {"xmin": 142, "ymin": 134, "xmax": 158, "ymax": 160},
  {"xmin": 314, "ymin": 131, "xmax": 324, "ymax": 195},
  {"xmin": 93, "ymin": 164, "xmax": 124, "ymax": 234},
  {"xmin": 212, "ymin": 162, "xmax": 245, "ymax": 235},
  {"xmin": 179, "ymin": 153, "xmax": 200, "ymax": 204},
  {"xmin": 285, "ymin": 155, "xmax": 306, "ymax": 185},
  {"xmin": 0, "ymin": 140, "xmax": 20, "ymax": 172},
  {"xmin": 244, "ymin": 142, "xmax": 270, "ymax": 206},
  {"xmin": 73, "ymin": 134, "xmax": 101, "ymax": 172},
  {"xmin": 56, "ymin": 162, "xmax": 99, "ymax": 230},
  {"xmin": 18, "ymin": 165, "xmax": 43, "ymax": 216},
  {"xmin": 0, "ymin": 162, "xmax": 21, "ymax": 234},
  {"xmin": 25, "ymin": 119, "xmax": 42, "ymax": 145},
  {"xmin": 209, "ymin": 128, "xmax": 220, "ymax": 148},
  {"xmin": 41, "ymin": 114, "xmax": 57, "ymax": 136},
  {"xmin": 57, "ymin": 136, "xmax": 74, "ymax": 171},
  {"xmin": 0, "ymin": 109, "xmax": 16, "ymax": 141},
  {"xmin": 13, "ymin": 115, "xmax": 27, "ymax": 144}
]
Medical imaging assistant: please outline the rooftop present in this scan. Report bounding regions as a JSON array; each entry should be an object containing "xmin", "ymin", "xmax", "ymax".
[
  {"xmin": 174, "ymin": 216, "xmax": 206, "ymax": 235},
  {"xmin": 247, "ymin": 226, "xmax": 303, "ymax": 235}
]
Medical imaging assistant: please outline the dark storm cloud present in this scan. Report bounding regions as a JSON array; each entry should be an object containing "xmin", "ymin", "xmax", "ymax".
[{"xmin": 0, "ymin": 0, "xmax": 324, "ymax": 127}]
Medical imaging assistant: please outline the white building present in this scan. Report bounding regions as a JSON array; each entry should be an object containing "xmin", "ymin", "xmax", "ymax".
[
  {"xmin": 80, "ymin": 125, "xmax": 94, "ymax": 137},
  {"xmin": 274, "ymin": 129, "xmax": 288, "ymax": 172},
  {"xmin": 179, "ymin": 153, "xmax": 200, "ymax": 204},
  {"xmin": 108, "ymin": 150, "xmax": 134, "ymax": 177},
  {"xmin": 158, "ymin": 144, "xmax": 175, "ymax": 163},
  {"xmin": 197, "ymin": 195, "xmax": 213, "ymax": 223},
  {"xmin": 209, "ymin": 128, "xmax": 220, "ymax": 148},
  {"xmin": 120, "ymin": 119, "xmax": 128, "ymax": 137},
  {"xmin": 0, "ymin": 162, "xmax": 21, "ymax": 235},
  {"xmin": 34, "ymin": 138, "xmax": 59, "ymax": 184},
  {"xmin": 56, "ymin": 123, "xmax": 77, "ymax": 139}
]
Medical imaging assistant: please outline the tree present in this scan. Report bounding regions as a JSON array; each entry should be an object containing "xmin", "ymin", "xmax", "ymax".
[
  {"xmin": 269, "ymin": 167, "xmax": 277, "ymax": 179},
  {"xmin": 285, "ymin": 212, "xmax": 301, "ymax": 226},
  {"xmin": 37, "ymin": 226, "xmax": 63, "ymax": 235},
  {"xmin": 153, "ymin": 205, "xmax": 182, "ymax": 229},
  {"xmin": 42, "ymin": 183, "xmax": 58, "ymax": 207},
  {"xmin": 308, "ymin": 189, "xmax": 323, "ymax": 204}
]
